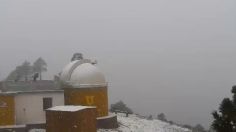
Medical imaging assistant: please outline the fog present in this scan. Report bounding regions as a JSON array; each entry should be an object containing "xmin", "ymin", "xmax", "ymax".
[{"xmin": 1, "ymin": 0, "xmax": 236, "ymax": 128}]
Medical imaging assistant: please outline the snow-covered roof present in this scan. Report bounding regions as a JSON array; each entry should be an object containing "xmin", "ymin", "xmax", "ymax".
[
  {"xmin": 1, "ymin": 80, "xmax": 60, "ymax": 92},
  {"xmin": 47, "ymin": 105, "xmax": 96, "ymax": 112},
  {"xmin": 0, "ymin": 90, "xmax": 63, "ymax": 96},
  {"xmin": 60, "ymin": 59, "xmax": 106, "ymax": 88},
  {"xmin": 0, "ymin": 125, "xmax": 26, "ymax": 129}
]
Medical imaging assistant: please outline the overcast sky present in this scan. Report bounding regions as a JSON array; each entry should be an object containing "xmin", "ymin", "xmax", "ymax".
[{"xmin": 1, "ymin": 0, "xmax": 236, "ymax": 128}]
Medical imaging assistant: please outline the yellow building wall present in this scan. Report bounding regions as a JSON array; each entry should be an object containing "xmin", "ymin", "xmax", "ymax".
[
  {"xmin": 64, "ymin": 87, "xmax": 108, "ymax": 117},
  {"xmin": 0, "ymin": 95, "xmax": 15, "ymax": 126}
]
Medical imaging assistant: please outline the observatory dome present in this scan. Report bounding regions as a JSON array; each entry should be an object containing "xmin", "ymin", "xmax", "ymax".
[{"xmin": 60, "ymin": 59, "xmax": 106, "ymax": 87}]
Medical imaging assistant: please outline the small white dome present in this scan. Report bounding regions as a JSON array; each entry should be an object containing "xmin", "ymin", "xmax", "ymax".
[{"xmin": 60, "ymin": 59, "xmax": 106, "ymax": 87}]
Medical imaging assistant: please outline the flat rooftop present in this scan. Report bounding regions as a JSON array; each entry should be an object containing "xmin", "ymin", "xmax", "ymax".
[
  {"xmin": 47, "ymin": 105, "xmax": 96, "ymax": 112},
  {"xmin": 0, "ymin": 90, "xmax": 63, "ymax": 95}
]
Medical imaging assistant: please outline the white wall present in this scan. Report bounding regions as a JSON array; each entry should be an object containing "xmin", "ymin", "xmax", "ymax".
[{"xmin": 15, "ymin": 92, "xmax": 64, "ymax": 125}]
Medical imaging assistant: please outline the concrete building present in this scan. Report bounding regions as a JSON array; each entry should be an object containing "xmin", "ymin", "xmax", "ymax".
[
  {"xmin": 0, "ymin": 81, "xmax": 64, "ymax": 126},
  {"xmin": 46, "ymin": 105, "xmax": 97, "ymax": 132},
  {"xmin": 0, "ymin": 90, "xmax": 64, "ymax": 126}
]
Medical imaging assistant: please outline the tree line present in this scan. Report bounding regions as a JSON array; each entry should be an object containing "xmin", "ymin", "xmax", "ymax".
[{"xmin": 6, "ymin": 57, "xmax": 47, "ymax": 82}]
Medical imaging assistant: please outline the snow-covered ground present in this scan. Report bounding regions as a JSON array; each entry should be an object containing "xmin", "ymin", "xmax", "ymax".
[
  {"xmin": 30, "ymin": 114, "xmax": 191, "ymax": 132},
  {"xmin": 98, "ymin": 114, "xmax": 191, "ymax": 132}
]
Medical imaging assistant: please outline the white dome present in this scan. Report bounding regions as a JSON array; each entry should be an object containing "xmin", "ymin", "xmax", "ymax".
[
  {"xmin": 70, "ymin": 63, "xmax": 106, "ymax": 85},
  {"xmin": 60, "ymin": 60, "xmax": 79, "ymax": 82},
  {"xmin": 60, "ymin": 60, "xmax": 106, "ymax": 87}
]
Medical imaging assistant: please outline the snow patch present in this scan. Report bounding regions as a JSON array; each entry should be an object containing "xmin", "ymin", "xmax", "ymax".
[
  {"xmin": 29, "ymin": 129, "xmax": 45, "ymax": 132},
  {"xmin": 98, "ymin": 114, "xmax": 191, "ymax": 132}
]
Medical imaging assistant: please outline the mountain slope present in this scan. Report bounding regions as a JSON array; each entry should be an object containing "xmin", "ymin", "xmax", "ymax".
[
  {"xmin": 98, "ymin": 114, "xmax": 191, "ymax": 132},
  {"xmin": 30, "ymin": 114, "xmax": 191, "ymax": 132}
]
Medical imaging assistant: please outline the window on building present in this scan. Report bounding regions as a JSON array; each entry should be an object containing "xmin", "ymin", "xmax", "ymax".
[{"xmin": 43, "ymin": 97, "xmax": 52, "ymax": 110}]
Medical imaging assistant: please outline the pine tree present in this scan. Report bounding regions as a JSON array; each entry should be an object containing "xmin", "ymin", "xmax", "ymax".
[
  {"xmin": 6, "ymin": 70, "xmax": 18, "ymax": 81},
  {"xmin": 33, "ymin": 57, "xmax": 47, "ymax": 80},
  {"xmin": 147, "ymin": 115, "xmax": 153, "ymax": 120},
  {"xmin": 20, "ymin": 61, "xmax": 32, "ymax": 81},
  {"xmin": 193, "ymin": 124, "xmax": 206, "ymax": 132},
  {"xmin": 157, "ymin": 113, "xmax": 167, "ymax": 122},
  {"xmin": 6, "ymin": 61, "xmax": 33, "ymax": 82},
  {"xmin": 110, "ymin": 100, "xmax": 133, "ymax": 114},
  {"xmin": 211, "ymin": 86, "xmax": 236, "ymax": 132}
]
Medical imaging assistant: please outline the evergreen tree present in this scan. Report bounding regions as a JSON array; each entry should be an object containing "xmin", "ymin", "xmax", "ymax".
[
  {"xmin": 232, "ymin": 86, "xmax": 236, "ymax": 106},
  {"xmin": 33, "ymin": 57, "xmax": 47, "ymax": 80},
  {"xmin": 110, "ymin": 100, "xmax": 133, "ymax": 114},
  {"xmin": 6, "ymin": 70, "xmax": 18, "ymax": 81},
  {"xmin": 20, "ymin": 61, "xmax": 32, "ymax": 81},
  {"xmin": 6, "ymin": 61, "xmax": 33, "ymax": 82},
  {"xmin": 211, "ymin": 86, "xmax": 236, "ymax": 132},
  {"xmin": 193, "ymin": 124, "xmax": 206, "ymax": 132},
  {"xmin": 182, "ymin": 124, "xmax": 193, "ymax": 130},
  {"xmin": 147, "ymin": 115, "xmax": 153, "ymax": 120},
  {"xmin": 157, "ymin": 113, "xmax": 167, "ymax": 122}
]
